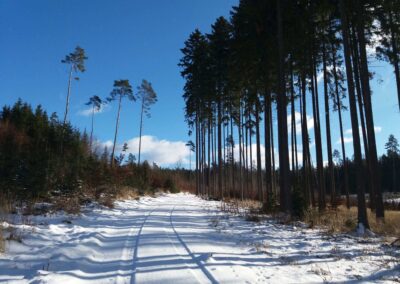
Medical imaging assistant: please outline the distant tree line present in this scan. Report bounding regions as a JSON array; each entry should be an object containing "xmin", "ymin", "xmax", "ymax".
[
  {"xmin": 0, "ymin": 100, "xmax": 191, "ymax": 200},
  {"xmin": 179, "ymin": 0, "xmax": 400, "ymax": 228}
]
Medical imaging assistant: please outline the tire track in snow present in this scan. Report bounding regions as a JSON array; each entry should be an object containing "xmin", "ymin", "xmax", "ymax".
[
  {"xmin": 115, "ymin": 204, "xmax": 155, "ymax": 284},
  {"xmin": 169, "ymin": 205, "xmax": 218, "ymax": 284},
  {"xmin": 162, "ymin": 206, "xmax": 206, "ymax": 284},
  {"xmin": 130, "ymin": 208, "xmax": 156, "ymax": 284}
]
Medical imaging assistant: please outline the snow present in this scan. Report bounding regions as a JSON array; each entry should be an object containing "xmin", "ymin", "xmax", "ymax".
[
  {"xmin": 387, "ymin": 198, "xmax": 400, "ymax": 205},
  {"xmin": 0, "ymin": 193, "xmax": 399, "ymax": 283}
]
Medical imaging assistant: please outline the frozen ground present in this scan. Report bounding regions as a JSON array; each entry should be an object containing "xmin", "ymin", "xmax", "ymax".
[{"xmin": 0, "ymin": 193, "xmax": 399, "ymax": 283}]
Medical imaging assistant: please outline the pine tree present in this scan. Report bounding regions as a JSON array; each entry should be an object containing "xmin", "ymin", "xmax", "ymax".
[
  {"xmin": 61, "ymin": 46, "xmax": 88, "ymax": 125},
  {"xmin": 137, "ymin": 80, "xmax": 157, "ymax": 164},
  {"xmin": 107, "ymin": 80, "xmax": 135, "ymax": 167},
  {"xmin": 85, "ymin": 95, "xmax": 103, "ymax": 148}
]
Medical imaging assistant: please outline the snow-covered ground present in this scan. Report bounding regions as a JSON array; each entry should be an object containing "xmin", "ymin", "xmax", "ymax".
[{"xmin": 0, "ymin": 193, "xmax": 399, "ymax": 283}]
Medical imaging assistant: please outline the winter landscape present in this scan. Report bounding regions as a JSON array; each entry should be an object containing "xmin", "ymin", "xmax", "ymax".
[{"xmin": 1, "ymin": 0, "xmax": 400, "ymax": 283}]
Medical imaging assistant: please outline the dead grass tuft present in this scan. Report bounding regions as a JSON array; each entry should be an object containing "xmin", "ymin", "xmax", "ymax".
[
  {"xmin": 53, "ymin": 196, "xmax": 81, "ymax": 215},
  {"xmin": 221, "ymin": 198, "xmax": 262, "ymax": 216},
  {"xmin": 115, "ymin": 186, "xmax": 139, "ymax": 200},
  {"xmin": 0, "ymin": 193, "xmax": 13, "ymax": 253},
  {"xmin": 98, "ymin": 194, "xmax": 115, "ymax": 209},
  {"xmin": 304, "ymin": 205, "xmax": 400, "ymax": 236}
]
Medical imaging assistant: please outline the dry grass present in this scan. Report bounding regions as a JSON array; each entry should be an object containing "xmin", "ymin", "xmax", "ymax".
[
  {"xmin": 98, "ymin": 186, "xmax": 141, "ymax": 208},
  {"xmin": 0, "ymin": 193, "xmax": 13, "ymax": 253},
  {"xmin": 304, "ymin": 205, "xmax": 400, "ymax": 237},
  {"xmin": 171, "ymin": 175, "xmax": 194, "ymax": 193},
  {"xmin": 221, "ymin": 198, "xmax": 262, "ymax": 216},
  {"xmin": 53, "ymin": 196, "xmax": 81, "ymax": 214},
  {"xmin": 115, "ymin": 186, "xmax": 139, "ymax": 200}
]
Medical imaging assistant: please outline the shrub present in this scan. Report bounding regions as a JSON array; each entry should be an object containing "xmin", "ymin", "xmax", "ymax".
[
  {"xmin": 164, "ymin": 178, "xmax": 179, "ymax": 193},
  {"xmin": 292, "ymin": 185, "xmax": 307, "ymax": 218},
  {"xmin": 261, "ymin": 192, "xmax": 278, "ymax": 214}
]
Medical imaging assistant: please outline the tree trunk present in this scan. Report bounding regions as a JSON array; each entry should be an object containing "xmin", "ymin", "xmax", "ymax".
[
  {"xmin": 290, "ymin": 62, "xmax": 296, "ymax": 177},
  {"xmin": 245, "ymin": 109, "xmax": 249, "ymax": 198},
  {"xmin": 255, "ymin": 99, "xmax": 263, "ymax": 201},
  {"xmin": 354, "ymin": 0, "xmax": 384, "ymax": 220},
  {"xmin": 331, "ymin": 41, "xmax": 350, "ymax": 208},
  {"xmin": 311, "ymin": 49, "xmax": 326, "ymax": 211},
  {"xmin": 277, "ymin": 0, "xmax": 291, "ymax": 213},
  {"xmin": 322, "ymin": 44, "xmax": 336, "ymax": 207},
  {"xmin": 207, "ymin": 117, "xmax": 211, "ymax": 197},
  {"xmin": 270, "ymin": 101, "xmax": 277, "ymax": 197},
  {"xmin": 138, "ymin": 98, "xmax": 145, "ymax": 164},
  {"xmin": 63, "ymin": 65, "xmax": 74, "ymax": 126},
  {"xmin": 218, "ymin": 101, "xmax": 223, "ymax": 198},
  {"xmin": 239, "ymin": 101, "xmax": 244, "ymax": 200},
  {"xmin": 111, "ymin": 94, "xmax": 123, "ymax": 167},
  {"xmin": 350, "ymin": 25, "xmax": 374, "ymax": 210},
  {"xmin": 264, "ymin": 90, "xmax": 272, "ymax": 198},
  {"xmin": 90, "ymin": 105, "xmax": 95, "ymax": 149},
  {"xmin": 196, "ymin": 112, "xmax": 200, "ymax": 195},
  {"xmin": 300, "ymin": 74, "xmax": 311, "ymax": 207},
  {"xmin": 389, "ymin": 11, "xmax": 400, "ymax": 111},
  {"xmin": 230, "ymin": 111, "xmax": 235, "ymax": 197},
  {"xmin": 339, "ymin": 0, "xmax": 369, "ymax": 228},
  {"xmin": 249, "ymin": 111, "xmax": 253, "ymax": 197}
]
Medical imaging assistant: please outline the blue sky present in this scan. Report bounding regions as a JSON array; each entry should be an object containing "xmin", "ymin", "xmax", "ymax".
[{"xmin": 0, "ymin": 0, "xmax": 399, "ymax": 167}]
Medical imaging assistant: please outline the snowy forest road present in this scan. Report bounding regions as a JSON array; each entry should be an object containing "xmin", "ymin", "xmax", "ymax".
[
  {"xmin": 126, "ymin": 203, "xmax": 218, "ymax": 284},
  {"xmin": 1, "ymin": 193, "xmax": 399, "ymax": 283},
  {"xmin": 118, "ymin": 194, "xmax": 261, "ymax": 284}
]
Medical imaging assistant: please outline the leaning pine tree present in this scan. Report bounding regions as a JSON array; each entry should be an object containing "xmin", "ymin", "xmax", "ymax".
[
  {"xmin": 107, "ymin": 80, "xmax": 135, "ymax": 167},
  {"xmin": 137, "ymin": 79, "xmax": 157, "ymax": 164},
  {"xmin": 61, "ymin": 46, "xmax": 88, "ymax": 125}
]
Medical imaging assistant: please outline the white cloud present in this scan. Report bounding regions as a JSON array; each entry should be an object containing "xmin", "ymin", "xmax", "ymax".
[
  {"xmin": 374, "ymin": 126, "xmax": 382, "ymax": 133},
  {"xmin": 78, "ymin": 104, "xmax": 109, "ymax": 117},
  {"xmin": 232, "ymin": 143, "xmax": 303, "ymax": 169},
  {"xmin": 317, "ymin": 72, "xmax": 324, "ymax": 83},
  {"xmin": 344, "ymin": 126, "xmax": 382, "ymax": 135},
  {"xmin": 102, "ymin": 140, "xmax": 114, "ymax": 149},
  {"xmin": 126, "ymin": 136, "xmax": 190, "ymax": 165},
  {"xmin": 287, "ymin": 111, "xmax": 314, "ymax": 135},
  {"xmin": 317, "ymin": 66, "xmax": 344, "ymax": 84},
  {"xmin": 98, "ymin": 135, "xmax": 190, "ymax": 166},
  {"xmin": 336, "ymin": 136, "xmax": 353, "ymax": 145},
  {"xmin": 366, "ymin": 20, "xmax": 381, "ymax": 56}
]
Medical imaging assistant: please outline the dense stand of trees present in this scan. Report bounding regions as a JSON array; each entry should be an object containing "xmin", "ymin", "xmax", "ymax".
[
  {"xmin": 0, "ymin": 101, "xmax": 191, "ymax": 200},
  {"xmin": 180, "ymin": 0, "xmax": 400, "ymax": 227}
]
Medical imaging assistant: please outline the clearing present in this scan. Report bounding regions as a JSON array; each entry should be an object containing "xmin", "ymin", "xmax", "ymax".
[{"xmin": 0, "ymin": 193, "xmax": 399, "ymax": 283}]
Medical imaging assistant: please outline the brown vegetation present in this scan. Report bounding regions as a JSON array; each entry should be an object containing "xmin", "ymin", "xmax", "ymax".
[{"xmin": 304, "ymin": 206, "xmax": 400, "ymax": 237}]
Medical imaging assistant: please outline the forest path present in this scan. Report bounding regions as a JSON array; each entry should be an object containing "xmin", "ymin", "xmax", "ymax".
[
  {"xmin": 0, "ymin": 193, "xmax": 398, "ymax": 283},
  {"xmin": 123, "ymin": 194, "xmax": 259, "ymax": 284}
]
